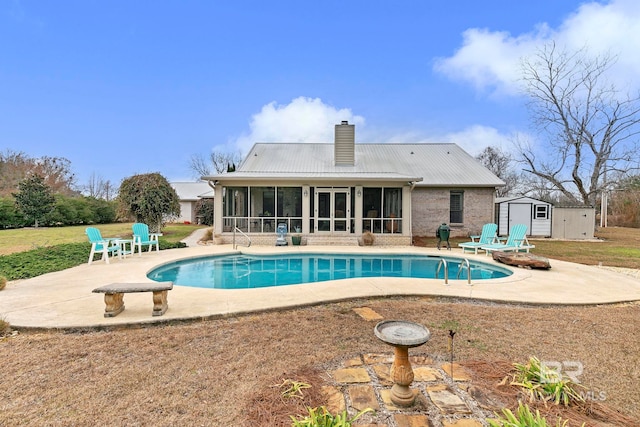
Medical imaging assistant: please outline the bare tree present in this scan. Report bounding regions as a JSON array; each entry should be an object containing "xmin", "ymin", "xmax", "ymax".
[
  {"xmin": 0, "ymin": 150, "xmax": 77, "ymax": 196},
  {"xmin": 0, "ymin": 150, "xmax": 31, "ymax": 196},
  {"xmin": 31, "ymin": 156, "xmax": 77, "ymax": 195},
  {"xmin": 518, "ymin": 42, "xmax": 640, "ymax": 206},
  {"xmin": 189, "ymin": 150, "xmax": 242, "ymax": 178},
  {"xmin": 83, "ymin": 172, "xmax": 117, "ymax": 200},
  {"xmin": 475, "ymin": 146, "xmax": 519, "ymax": 197}
]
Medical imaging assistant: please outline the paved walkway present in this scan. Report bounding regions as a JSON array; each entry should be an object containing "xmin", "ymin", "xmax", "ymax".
[{"xmin": 2, "ymin": 235, "xmax": 640, "ymax": 330}]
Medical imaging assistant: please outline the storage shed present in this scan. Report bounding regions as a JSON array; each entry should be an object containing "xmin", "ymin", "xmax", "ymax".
[
  {"xmin": 495, "ymin": 196, "xmax": 553, "ymax": 237},
  {"xmin": 551, "ymin": 206, "xmax": 595, "ymax": 240}
]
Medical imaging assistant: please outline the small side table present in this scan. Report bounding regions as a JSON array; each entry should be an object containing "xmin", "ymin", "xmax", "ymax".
[{"xmin": 115, "ymin": 239, "xmax": 134, "ymax": 258}]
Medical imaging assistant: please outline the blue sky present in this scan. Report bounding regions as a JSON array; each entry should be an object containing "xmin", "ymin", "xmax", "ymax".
[{"xmin": 2, "ymin": 0, "xmax": 639, "ymax": 188}]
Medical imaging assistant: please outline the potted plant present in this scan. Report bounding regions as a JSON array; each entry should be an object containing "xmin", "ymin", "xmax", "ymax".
[
  {"xmin": 362, "ymin": 231, "xmax": 375, "ymax": 246},
  {"xmin": 291, "ymin": 226, "xmax": 302, "ymax": 245}
]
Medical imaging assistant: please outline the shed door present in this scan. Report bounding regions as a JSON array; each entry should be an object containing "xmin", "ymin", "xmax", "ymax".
[{"xmin": 508, "ymin": 203, "xmax": 531, "ymax": 235}]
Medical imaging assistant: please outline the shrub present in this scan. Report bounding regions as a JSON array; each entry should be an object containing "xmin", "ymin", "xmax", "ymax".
[
  {"xmin": 0, "ymin": 316, "xmax": 10, "ymax": 336},
  {"xmin": 488, "ymin": 401, "xmax": 584, "ymax": 427},
  {"xmin": 159, "ymin": 239, "xmax": 187, "ymax": 250},
  {"xmin": 199, "ymin": 228, "xmax": 213, "ymax": 243},
  {"xmin": 46, "ymin": 195, "xmax": 117, "ymax": 226},
  {"xmin": 511, "ymin": 356, "xmax": 585, "ymax": 406},
  {"xmin": 0, "ymin": 197, "xmax": 26, "ymax": 228},
  {"xmin": 118, "ymin": 173, "xmax": 180, "ymax": 232},
  {"xmin": 196, "ymin": 198, "xmax": 215, "ymax": 226},
  {"xmin": 0, "ymin": 238, "xmax": 187, "ymax": 281},
  {"xmin": 290, "ymin": 406, "xmax": 373, "ymax": 427},
  {"xmin": 0, "ymin": 243, "xmax": 91, "ymax": 280}
]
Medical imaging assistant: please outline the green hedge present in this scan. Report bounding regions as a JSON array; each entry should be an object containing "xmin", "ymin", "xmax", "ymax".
[
  {"xmin": 0, "ymin": 239, "xmax": 186, "ymax": 281},
  {"xmin": 0, "ymin": 195, "xmax": 117, "ymax": 229}
]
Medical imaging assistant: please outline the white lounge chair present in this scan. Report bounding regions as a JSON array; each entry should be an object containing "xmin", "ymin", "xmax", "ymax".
[
  {"xmin": 481, "ymin": 224, "xmax": 535, "ymax": 255},
  {"xmin": 458, "ymin": 223, "xmax": 498, "ymax": 254}
]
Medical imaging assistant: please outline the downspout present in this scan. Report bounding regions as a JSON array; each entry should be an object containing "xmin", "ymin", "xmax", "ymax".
[
  {"xmin": 409, "ymin": 181, "xmax": 417, "ymax": 245},
  {"xmin": 206, "ymin": 180, "xmax": 218, "ymax": 234}
]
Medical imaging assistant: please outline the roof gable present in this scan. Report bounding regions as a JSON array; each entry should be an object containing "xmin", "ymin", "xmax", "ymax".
[
  {"xmin": 171, "ymin": 182, "xmax": 214, "ymax": 200},
  {"xmin": 222, "ymin": 143, "xmax": 503, "ymax": 187}
]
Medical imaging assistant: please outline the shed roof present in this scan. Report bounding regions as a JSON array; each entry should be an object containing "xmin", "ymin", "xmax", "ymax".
[
  {"xmin": 495, "ymin": 196, "xmax": 553, "ymax": 205},
  {"xmin": 205, "ymin": 143, "xmax": 504, "ymax": 187}
]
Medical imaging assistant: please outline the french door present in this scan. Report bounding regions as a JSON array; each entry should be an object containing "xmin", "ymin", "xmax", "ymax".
[{"xmin": 314, "ymin": 188, "xmax": 350, "ymax": 233}]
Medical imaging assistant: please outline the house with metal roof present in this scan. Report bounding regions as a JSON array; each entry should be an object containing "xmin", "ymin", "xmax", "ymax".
[
  {"xmin": 203, "ymin": 121, "xmax": 504, "ymax": 246},
  {"xmin": 170, "ymin": 181, "xmax": 214, "ymax": 224}
]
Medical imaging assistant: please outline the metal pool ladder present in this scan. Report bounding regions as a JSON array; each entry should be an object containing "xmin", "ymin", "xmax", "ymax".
[
  {"xmin": 437, "ymin": 258, "xmax": 472, "ymax": 285},
  {"xmin": 456, "ymin": 258, "xmax": 472, "ymax": 285},
  {"xmin": 436, "ymin": 259, "xmax": 449, "ymax": 285}
]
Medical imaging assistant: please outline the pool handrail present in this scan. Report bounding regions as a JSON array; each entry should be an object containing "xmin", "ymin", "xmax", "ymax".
[
  {"xmin": 436, "ymin": 258, "xmax": 449, "ymax": 285},
  {"xmin": 233, "ymin": 226, "xmax": 251, "ymax": 249},
  {"xmin": 456, "ymin": 258, "xmax": 472, "ymax": 285}
]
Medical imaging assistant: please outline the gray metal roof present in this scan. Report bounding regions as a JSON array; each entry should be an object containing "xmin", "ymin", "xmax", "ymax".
[
  {"xmin": 171, "ymin": 181, "xmax": 214, "ymax": 200},
  {"xmin": 204, "ymin": 143, "xmax": 504, "ymax": 187},
  {"xmin": 495, "ymin": 196, "xmax": 551, "ymax": 204}
]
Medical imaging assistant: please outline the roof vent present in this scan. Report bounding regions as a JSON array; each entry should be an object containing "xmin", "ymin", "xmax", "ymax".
[{"xmin": 334, "ymin": 121, "xmax": 355, "ymax": 166}]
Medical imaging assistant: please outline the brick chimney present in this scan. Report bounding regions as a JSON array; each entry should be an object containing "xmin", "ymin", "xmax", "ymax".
[{"xmin": 334, "ymin": 120, "xmax": 355, "ymax": 166}]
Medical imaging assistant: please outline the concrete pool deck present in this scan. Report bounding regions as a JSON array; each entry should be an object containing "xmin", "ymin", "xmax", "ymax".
[{"xmin": 2, "ymin": 242, "xmax": 640, "ymax": 330}]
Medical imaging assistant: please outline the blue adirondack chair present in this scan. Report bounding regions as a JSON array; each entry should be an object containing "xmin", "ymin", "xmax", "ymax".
[
  {"xmin": 458, "ymin": 223, "xmax": 498, "ymax": 254},
  {"xmin": 132, "ymin": 223, "xmax": 161, "ymax": 255},
  {"xmin": 86, "ymin": 227, "xmax": 121, "ymax": 265}
]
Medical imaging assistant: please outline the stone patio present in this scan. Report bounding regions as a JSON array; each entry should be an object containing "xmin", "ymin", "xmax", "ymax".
[
  {"xmin": 324, "ymin": 352, "xmax": 491, "ymax": 426},
  {"xmin": 314, "ymin": 307, "xmax": 501, "ymax": 426}
]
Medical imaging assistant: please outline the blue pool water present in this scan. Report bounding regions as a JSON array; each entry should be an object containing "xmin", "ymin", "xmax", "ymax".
[{"xmin": 148, "ymin": 253, "xmax": 512, "ymax": 289}]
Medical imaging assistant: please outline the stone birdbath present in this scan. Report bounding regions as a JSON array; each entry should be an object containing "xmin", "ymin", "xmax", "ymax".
[{"xmin": 374, "ymin": 320, "xmax": 431, "ymax": 407}]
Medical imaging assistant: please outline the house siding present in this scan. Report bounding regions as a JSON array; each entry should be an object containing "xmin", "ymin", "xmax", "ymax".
[
  {"xmin": 177, "ymin": 201, "xmax": 195, "ymax": 223},
  {"xmin": 411, "ymin": 187, "xmax": 495, "ymax": 237}
]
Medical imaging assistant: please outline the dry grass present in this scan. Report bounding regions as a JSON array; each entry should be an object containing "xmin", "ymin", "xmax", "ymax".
[
  {"xmin": 1, "ymin": 300, "xmax": 639, "ymax": 426},
  {"xmin": 417, "ymin": 226, "xmax": 640, "ymax": 269},
  {"xmin": 1, "ymin": 227, "xmax": 640, "ymax": 426}
]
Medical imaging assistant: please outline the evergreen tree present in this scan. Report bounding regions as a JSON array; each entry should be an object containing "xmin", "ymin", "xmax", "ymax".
[{"xmin": 12, "ymin": 174, "xmax": 56, "ymax": 227}]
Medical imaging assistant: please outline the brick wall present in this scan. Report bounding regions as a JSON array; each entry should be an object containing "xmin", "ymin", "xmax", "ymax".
[
  {"xmin": 411, "ymin": 187, "xmax": 495, "ymax": 238},
  {"xmin": 216, "ymin": 233, "xmax": 411, "ymax": 246}
]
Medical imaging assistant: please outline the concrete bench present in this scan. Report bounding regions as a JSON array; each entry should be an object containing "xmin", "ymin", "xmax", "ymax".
[{"xmin": 92, "ymin": 282, "xmax": 173, "ymax": 317}]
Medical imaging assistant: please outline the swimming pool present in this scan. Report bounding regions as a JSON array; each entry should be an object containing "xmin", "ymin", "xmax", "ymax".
[{"xmin": 148, "ymin": 253, "xmax": 512, "ymax": 289}]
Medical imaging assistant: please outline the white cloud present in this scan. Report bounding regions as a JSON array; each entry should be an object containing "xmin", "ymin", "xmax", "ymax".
[
  {"xmin": 434, "ymin": 27, "xmax": 548, "ymax": 96},
  {"xmin": 357, "ymin": 124, "xmax": 515, "ymax": 156},
  {"xmin": 439, "ymin": 125, "xmax": 515, "ymax": 156},
  {"xmin": 229, "ymin": 98, "xmax": 520, "ymax": 162},
  {"xmin": 435, "ymin": 0, "xmax": 640, "ymax": 95},
  {"xmin": 362, "ymin": 123, "xmax": 522, "ymax": 160},
  {"xmin": 232, "ymin": 97, "xmax": 365, "ymax": 154}
]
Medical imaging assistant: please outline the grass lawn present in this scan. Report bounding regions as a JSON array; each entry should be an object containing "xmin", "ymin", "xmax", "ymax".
[
  {"xmin": 1, "ymin": 225, "xmax": 639, "ymax": 425},
  {"xmin": 0, "ymin": 222, "xmax": 207, "ymax": 256},
  {"xmin": 417, "ymin": 225, "xmax": 640, "ymax": 269}
]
